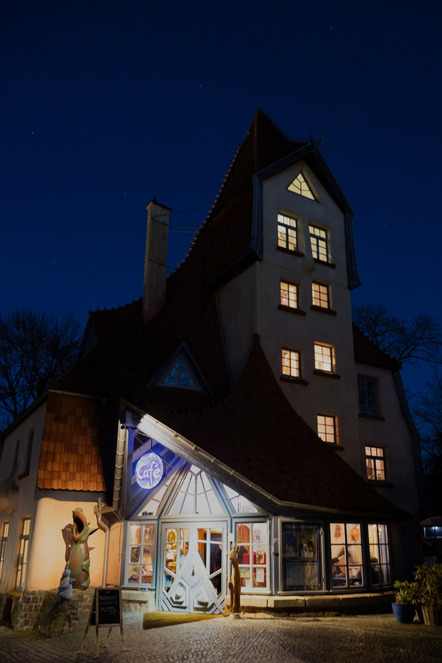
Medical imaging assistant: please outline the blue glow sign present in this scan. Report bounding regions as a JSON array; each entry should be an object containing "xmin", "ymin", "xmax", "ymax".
[{"xmin": 135, "ymin": 452, "xmax": 163, "ymax": 490}]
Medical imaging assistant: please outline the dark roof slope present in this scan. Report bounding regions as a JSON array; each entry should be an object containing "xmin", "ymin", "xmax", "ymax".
[
  {"xmin": 353, "ymin": 324, "xmax": 401, "ymax": 370},
  {"xmin": 148, "ymin": 337, "xmax": 403, "ymax": 517}
]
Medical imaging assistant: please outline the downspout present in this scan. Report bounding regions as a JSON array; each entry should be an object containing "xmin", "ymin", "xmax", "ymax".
[
  {"xmin": 113, "ymin": 423, "xmax": 127, "ymax": 513},
  {"xmin": 94, "ymin": 498, "xmax": 109, "ymax": 587}
]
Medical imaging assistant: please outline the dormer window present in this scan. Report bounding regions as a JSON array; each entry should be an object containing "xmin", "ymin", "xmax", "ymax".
[
  {"xmin": 159, "ymin": 357, "xmax": 200, "ymax": 390},
  {"xmin": 287, "ymin": 171, "xmax": 316, "ymax": 200}
]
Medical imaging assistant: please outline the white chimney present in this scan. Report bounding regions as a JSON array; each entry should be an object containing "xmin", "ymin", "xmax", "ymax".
[{"xmin": 142, "ymin": 198, "xmax": 172, "ymax": 324}]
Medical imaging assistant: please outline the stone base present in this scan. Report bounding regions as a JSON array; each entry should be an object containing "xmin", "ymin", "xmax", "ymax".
[
  {"xmin": 225, "ymin": 592, "xmax": 395, "ymax": 616},
  {"xmin": 0, "ymin": 587, "xmax": 154, "ymax": 634}
]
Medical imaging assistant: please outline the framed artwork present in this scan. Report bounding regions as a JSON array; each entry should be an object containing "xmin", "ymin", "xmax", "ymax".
[{"xmin": 296, "ymin": 532, "xmax": 317, "ymax": 561}]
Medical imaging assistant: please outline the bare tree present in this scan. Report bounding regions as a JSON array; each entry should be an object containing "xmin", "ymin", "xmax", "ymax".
[
  {"xmin": 353, "ymin": 304, "xmax": 442, "ymax": 366},
  {"xmin": 414, "ymin": 372, "xmax": 442, "ymax": 461},
  {"xmin": 0, "ymin": 310, "xmax": 82, "ymax": 429}
]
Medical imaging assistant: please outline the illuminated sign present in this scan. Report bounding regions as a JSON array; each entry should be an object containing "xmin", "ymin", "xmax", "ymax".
[{"xmin": 135, "ymin": 452, "xmax": 163, "ymax": 490}]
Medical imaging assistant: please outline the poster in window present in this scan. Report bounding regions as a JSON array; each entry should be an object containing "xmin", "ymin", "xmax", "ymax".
[{"xmin": 296, "ymin": 532, "xmax": 317, "ymax": 561}]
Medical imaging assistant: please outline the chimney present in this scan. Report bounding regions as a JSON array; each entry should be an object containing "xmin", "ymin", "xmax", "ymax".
[{"xmin": 142, "ymin": 198, "xmax": 172, "ymax": 324}]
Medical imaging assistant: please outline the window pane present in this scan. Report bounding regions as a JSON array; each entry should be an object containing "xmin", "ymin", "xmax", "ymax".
[
  {"xmin": 312, "ymin": 282, "xmax": 329, "ymax": 308},
  {"xmin": 280, "ymin": 281, "xmax": 298, "ymax": 308},
  {"xmin": 314, "ymin": 343, "xmax": 334, "ymax": 372},
  {"xmin": 282, "ymin": 349, "xmax": 300, "ymax": 377},
  {"xmin": 317, "ymin": 415, "xmax": 336, "ymax": 444},
  {"xmin": 330, "ymin": 522, "xmax": 363, "ymax": 589},
  {"xmin": 277, "ymin": 214, "xmax": 298, "ymax": 251}
]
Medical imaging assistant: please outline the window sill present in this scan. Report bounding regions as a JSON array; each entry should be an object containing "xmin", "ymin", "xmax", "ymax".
[
  {"xmin": 313, "ymin": 369, "xmax": 341, "ymax": 379},
  {"xmin": 280, "ymin": 376, "xmax": 309, "ymax": 386},
  {"xmin": 278, "ymin": 305, "xmax": 306, "ymax": 316},
  {"xmin": 276, "ymin": 246, "xmax": 305, "ymax": 258},
  {"xmin": 313, "ymin": 258, "xmax": 336, "ymax": 268},
  {"xmin": 358, "ymin": 412, "xmax": 385, "ymax": 421},
  {"xmin": 310, "ymin": 305, "xmax": 337, "ymax": 316}
]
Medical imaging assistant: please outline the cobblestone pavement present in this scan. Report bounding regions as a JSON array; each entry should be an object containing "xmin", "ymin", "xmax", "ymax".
[{"xmin": 1, "ymin": 612, "xmax": 442, "ymax": 663}]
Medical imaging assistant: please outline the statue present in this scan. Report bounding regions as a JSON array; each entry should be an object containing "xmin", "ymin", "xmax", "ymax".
[
  {"xmin": 228, "ymin": 545, "xmax": 241, "ymax": 615},
  {"xmin": 64, "ymin": 508, "xmax": 97, "ymax": 590}
]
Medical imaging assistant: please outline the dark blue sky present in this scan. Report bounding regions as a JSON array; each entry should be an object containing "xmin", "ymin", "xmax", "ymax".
[{"xmin": 1, "ymin": 0, "xmax": 441, "ymax": 394}]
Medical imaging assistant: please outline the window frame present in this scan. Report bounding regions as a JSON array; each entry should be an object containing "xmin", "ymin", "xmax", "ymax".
[
  {"xmin": 314, "ymin": 342, "xmax": 336, "ymax": 374},
  {"xmin": 279, "ymin": 279, "xmax": 299, "ymax": 310},
  {"xmin": 0, "ymin": 521, "xmax": 9, "ymax": 582},
  {"xmin": 368, "ymin": 523, "xmax": 391, "ymax": 588},
  {"xmin": 330, "ymin": 522, "xmax": 364, "ymax": 589},
  {"xmin": 277, "ymin": 213, "xmax": 302, "ymax": 254},
  {"xmin": 365, "ymin": 445, "xmax": 386, "ymax": 482},
  {"xmin": 309, "ymin": 224, "xmax": 332, "ymax": 264},
  {"xmin": 317, "ymin": 414, "xmax": 338, "ymax": 445},
  {"xmin": 15, "ymin": 517, "xmax": 31, "ymax": 590},
  {"xmin": 281, "ymin": 347, "xmax": 301, "ymax": 379},
  {"xmin": 124, "ymin": 521, "xmax": 157, "ymax": 588},
  {"xmin": 235, "ymin": 520, "xmax": 269, "ymax": 593},
  {"xmin": 311, "ymin": 281, "xmax": 333, "ymax": 311},
  {"xmin": 358, "ymin": 376, "xmax": 378, "ymax": 415}
]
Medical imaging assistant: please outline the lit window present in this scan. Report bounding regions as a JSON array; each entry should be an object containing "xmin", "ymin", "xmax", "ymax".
[
  {"xmin": 358, "ymin": 376, "xmax": 377, "ymax": 414},
  {"xmin": 312, "ymin": 282, "xmax": 330, "ymax": 309},
  {"xmin": 0, "ymin": 522, "xmax": 9, "ymax": 581},
  {"xmin": 223, "ymin": 485, "xmax": 258, "ymax": 514},
  {"xmin": 309, "ymin": 224, "xmax": 330, "ymax": 262},
  {"xmin": 287, "ymin": 171, "xmax": 316, "ymax": 200},
  {"xmin": 277, "ymin": 214, "xmax": 298, "ymax": 252},
  {"xmin": 126, "ymin": 523, "xmax": 156, "ymax": 587},
  {"xmin": 368, "ymin": 523, "xmax": 391, "ymax": 587},
  {"xmin": 236, "ymin": 522, "xmax": 269, "ymax": 591},
  {"xmin": 16, "ymin": 518, "xmax": 30, "ymax": 590},
  {"xmin": 314, "ymin": 343, "xmax": 335, "ymax": 373},
  {"xmin": 282, "ymin": 348, "xmax": 301, "ymax": 378},
  {"xmin": 280, "ymin": 280, "xmax": 298, "ymax": 309},
  {"xmin": 330, "ymin": 522, "xmax": 364, "ymax": 588},
  {"xmin": 365, "ymin": 446, "xmax": 386, "ymax": 481},
  {"xmin": 169, "ymin": 466, "xmax": 223, "ymax": 516},
  {"xmin": 317, "ymin": 415, "xmax": 337, "ymax": 444}
]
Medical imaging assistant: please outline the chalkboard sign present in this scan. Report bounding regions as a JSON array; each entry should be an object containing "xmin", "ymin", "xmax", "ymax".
[{"xmin": 94, "ymin": 587, "xmax": 122, "ymax": 627}]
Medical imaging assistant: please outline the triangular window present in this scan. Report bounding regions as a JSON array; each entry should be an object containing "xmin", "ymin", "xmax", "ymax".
[
  {"xmin": 159, "ymin": 356, "xmax": 200, "ymax": 390},
  {"xmin": 287, "ymin": 171, "xmax": 316, "ymax": 200}
]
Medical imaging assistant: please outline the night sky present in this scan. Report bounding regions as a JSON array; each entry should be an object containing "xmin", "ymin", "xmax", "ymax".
[{"xmin": 1, "ymin": 0, "xmax": 441, "ymax": 395}]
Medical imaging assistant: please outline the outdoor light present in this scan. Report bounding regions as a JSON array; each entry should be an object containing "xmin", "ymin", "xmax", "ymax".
[{"xmin": 135, "ymin": 452, "xmax": 163, "ymax": 490}]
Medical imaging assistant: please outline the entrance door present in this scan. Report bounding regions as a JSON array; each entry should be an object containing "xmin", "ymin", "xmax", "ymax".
[{"xmin": 161, "ymin": 523, "xmax": 225, "ymax": 613}]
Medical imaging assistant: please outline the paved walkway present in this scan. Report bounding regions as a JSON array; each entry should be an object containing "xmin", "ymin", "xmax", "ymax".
[{"xmin": 1, "ymin": 612, "xmax": 442, "ymax": 662}]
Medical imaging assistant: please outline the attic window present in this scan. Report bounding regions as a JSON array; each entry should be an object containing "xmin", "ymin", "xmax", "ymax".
[
  {"xmin": 160, "ymin": 357, "xmax": 200, "ymax": 390},
  {"xmin": 287, "ymin": 171, "xmax": 316, "ymax": 200}
]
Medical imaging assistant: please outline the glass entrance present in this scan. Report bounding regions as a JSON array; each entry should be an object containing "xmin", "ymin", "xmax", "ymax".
[{"xmin": 161, "ymin": 523, "xmax": 225, "ymax": 613}]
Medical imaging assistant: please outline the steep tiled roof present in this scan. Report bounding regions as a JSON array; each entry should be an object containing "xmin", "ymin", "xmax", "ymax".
[
  {"xmin": 148, "ymin": 337, "xmax": 403, "ymax": 516},
  {"xmin": 46, "ymin": 112, "xmax": 399, "ymax": 517}
]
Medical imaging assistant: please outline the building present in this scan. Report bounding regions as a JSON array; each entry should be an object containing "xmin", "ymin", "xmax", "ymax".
[{"xmin": 0, "ymin": 111, "xmax": 424, "ymax": 626}]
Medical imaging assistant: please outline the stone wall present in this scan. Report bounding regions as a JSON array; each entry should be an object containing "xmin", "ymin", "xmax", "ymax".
[
  {"xmin": 0, "ymin": 588, "xmax": 94, "ymax": 634},
  {"xmin": 0, "ymin": 587, "xmax": 153, "ymax": 634}
]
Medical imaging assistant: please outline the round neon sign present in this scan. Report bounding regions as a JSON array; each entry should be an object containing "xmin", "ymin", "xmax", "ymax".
[{"xmin": 135, "ymin": 452, "xmax": 163, "ymax": 490}]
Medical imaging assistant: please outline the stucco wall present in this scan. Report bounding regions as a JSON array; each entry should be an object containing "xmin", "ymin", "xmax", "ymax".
[
  {"xmin": 356, "ymin": 364, "xmax": 421, "ymax": 516},
  {"xmin": 27, "ymin": 498, "xmax": 122, "ymax": 591}
]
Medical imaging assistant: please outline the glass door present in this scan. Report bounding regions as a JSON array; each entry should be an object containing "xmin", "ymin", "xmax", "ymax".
[{"xmin": 161, "ymin": 522, "xmax": 226, "ymax": 613}]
